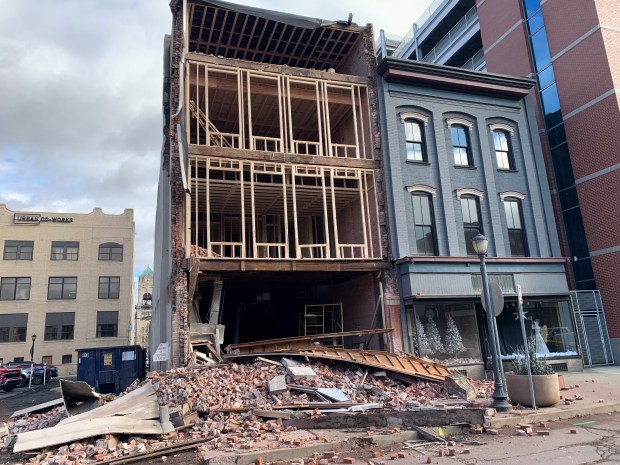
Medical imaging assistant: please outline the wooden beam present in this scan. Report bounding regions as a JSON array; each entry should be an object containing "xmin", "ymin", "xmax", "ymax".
[{"xmin": 197, "ymin": 259, "xmax": 388, "ymax": 272}]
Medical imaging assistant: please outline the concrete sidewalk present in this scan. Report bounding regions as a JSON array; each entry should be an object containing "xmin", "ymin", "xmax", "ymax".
[{"xmin": 485, "ymin": 365, "xmax": 620, "ymax": 427}]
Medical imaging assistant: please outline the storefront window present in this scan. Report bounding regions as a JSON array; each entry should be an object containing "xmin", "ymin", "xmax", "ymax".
[
  {"xmin": 496, "ymin": 299, "xmax": 577, "ymax": 357},
  {"xmin": 410, "ymin": 303, "xmax": 482, "ymax": 365}
]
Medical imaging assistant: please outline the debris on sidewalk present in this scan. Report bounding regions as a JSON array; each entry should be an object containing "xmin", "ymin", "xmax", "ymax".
[{"xmin": 2, "ymin": 354, "xmax": 487, "ymax": 464}]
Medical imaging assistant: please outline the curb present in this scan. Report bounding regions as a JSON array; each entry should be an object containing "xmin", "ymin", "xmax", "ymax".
[
  {"xmin": 203, "ymin": 431, "xmax": 420, "ymax": 465},
  {"xmin": 486, "ymin": 402, "xmax": 620, "ymax": 428}
]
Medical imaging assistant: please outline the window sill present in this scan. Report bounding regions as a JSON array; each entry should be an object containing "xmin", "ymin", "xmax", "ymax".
[
  {"xmin": 405, "ymin": 160, "xmax": 430, "ymax": 166},
  {"xmin": 497, "ymin": 168, "xmax": 519, "ymax": 173},
  {"xmin": 454, "ymin": 165, "xmax": 476, "ymax": 170}
]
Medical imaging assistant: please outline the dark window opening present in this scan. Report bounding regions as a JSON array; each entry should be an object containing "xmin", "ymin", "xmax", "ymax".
[
  {"xmin": 404, "ymin": 120, "xmax": 427, "ymax": 162},
  {"xmin": 48, "ymin": 277, "xmax": 77, "ymax": 300},
  {"xmin": 461, "ymin": 195, "xmax": 482, "ymax": 255},
  {"xmin": 98, "ymin": 243, "xmax": 123, "ymax": 261},
  {"xmin": 0, "ymin": 277, "xmax": 31, "ymax": 300},
  {"xmin": 411, "ymin": 193, "xmax": 436, "ymax": 255},
  {"xmin": 451, "ymin": 125, "xmax": 473, "ymax": 166},
  {"xmin": 3, "ymin": 241, "xmax": 34, "ymax": 260}
]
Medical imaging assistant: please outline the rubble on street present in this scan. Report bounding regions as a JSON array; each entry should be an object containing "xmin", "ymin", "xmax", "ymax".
[{"xmin": 0, "ymin": 355, "xmax": 496, "ymax": 464}]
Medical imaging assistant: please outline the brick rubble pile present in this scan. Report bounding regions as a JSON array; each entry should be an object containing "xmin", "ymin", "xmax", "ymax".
[{"xmin": 3, "ymin": 358, "xmax": 488, "ymax": 464}]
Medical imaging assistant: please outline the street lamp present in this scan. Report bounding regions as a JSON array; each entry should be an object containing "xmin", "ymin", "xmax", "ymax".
[
  {"xmin": 28, "ymin": 334, "xmax": 37, "ymax": 390},
  {"xmin": 30, "ymin": 334, "xmax": 37, "ymax": 363},
  {"xmin": 472, "ymin": 232, "xmax": 512, "ymax": 412}
]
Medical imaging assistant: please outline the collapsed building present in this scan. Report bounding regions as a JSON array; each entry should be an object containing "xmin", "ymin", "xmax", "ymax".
[{"xmin": 151, "ymin": 0, "xmax": 402, "ymax": 369}]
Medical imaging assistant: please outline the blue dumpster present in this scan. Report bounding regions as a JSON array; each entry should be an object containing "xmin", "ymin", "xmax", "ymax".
[{"xmin": 76, "ymin": 345, "xmax": 146, "ymax": 395}]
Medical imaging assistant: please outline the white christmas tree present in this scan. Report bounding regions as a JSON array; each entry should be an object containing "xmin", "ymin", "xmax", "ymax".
[
  {"xmin": 444, "ymin": 314, "xmax": 466, "ymax": 356},
  {"xmin": 415, "ymin": 314, "xmax": 431, "ymax": 357},
  {"xmin": 426, "ymin": 316, "xmax": 445, "ymax": 355}
]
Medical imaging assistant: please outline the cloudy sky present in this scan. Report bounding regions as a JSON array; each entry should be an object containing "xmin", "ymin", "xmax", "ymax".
[{"xmin": 0, "ymin": 0, "xmax": 432, "ymax": 280}]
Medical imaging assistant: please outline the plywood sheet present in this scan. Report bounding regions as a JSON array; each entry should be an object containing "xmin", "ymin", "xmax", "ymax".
[{"xmin": 13, "ymin": 417, "xmax": 163, "ymax": 452}]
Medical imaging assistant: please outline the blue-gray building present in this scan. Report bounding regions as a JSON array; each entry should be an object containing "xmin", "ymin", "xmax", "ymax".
[{"xmin": 377, "ymin": 58, "xmax": 580, "ymax": 377}]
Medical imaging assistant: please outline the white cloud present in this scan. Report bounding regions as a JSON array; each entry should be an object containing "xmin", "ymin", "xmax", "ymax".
[{"xmin": 0, "ymin": 0, "xmax": 430, "ymax": 276}]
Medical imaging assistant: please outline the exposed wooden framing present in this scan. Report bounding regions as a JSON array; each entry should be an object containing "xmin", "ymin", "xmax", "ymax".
[
  {"xmin": 205, "ymin": 157, "xmax": 211, "ymax": 257},
  {"xmin": 363, "ymin": 172, "xmax": 374, "ymax": 258},
  {"xmin": 236, "ymin": 68, "xmax": 244, "ymax": 149},
  {"xmin": 282, "ymin": 163, "xmax": 289, "ymax": 258},
  {"xmin": 358, "ymin": 168, "xmax": 369, "ymax": 258},
  {"xmin": 223, "ymin": 11, "xmax": 240, "ymax": 57},
  {"xmin": 329, "ymin": 167, "xmax": 340, "ymax": 258},
  {"xmin": 189, "ymin": 156, "xmax": 379, "ymax": 261},
  {"xmin": 246, "ymin": 71, "xmax": 253, "ymax": 150},
  {"xmin": 351, "ymin": 86, "xmax": 360, "ymax": 159},
  {"xmin": 250, "ymin": 161, "xmax": 257, "ymax": 258},
  {"xmin": 321, "ymin": 82, "xmax": 331, "ymax": 157},
  {"xmin": 321, "ymin": 165, "xmax": 331, "ymax": 259},
  {"xmin": 291, "ymin": 164, "xmax": 300, "ymax": 258},
  {"xmin": 198, "ymin": 259, "xmax": 388, "ymax": 273},
  {"xmin": 315, "ymin": 80, "xmax": 324, "ymax": 156},
  {"xmin": 356, "ymin": 85, "xmax": 367, "ymax": 160},
  {"xmin": 213, "ymin": 10, "xmax": 229, "ymax": 57}
]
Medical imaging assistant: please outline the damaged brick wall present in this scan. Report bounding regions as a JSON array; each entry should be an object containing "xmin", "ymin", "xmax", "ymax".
[
  {"xmin": 345, "ymin": 25, "xmax": 402, "ymax": 350},
  {"xmin": 167, "ymin": 3, "xmax": 190, "ymax": 368}
]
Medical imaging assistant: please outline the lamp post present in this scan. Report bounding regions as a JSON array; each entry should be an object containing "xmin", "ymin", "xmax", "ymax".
[
  {"xmin": 28, "ymin": 334, "xmax": 37, "ymax": 390},
  {"xmin": 472, "ymin": 233, "xmax": 512, "ymax": 412}
]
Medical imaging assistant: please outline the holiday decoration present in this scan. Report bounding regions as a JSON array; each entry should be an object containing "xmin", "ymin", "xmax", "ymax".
[
  {"xmin": 444, "ymin": 314, "xmax": 466, "ymax": 356},
  {"xmin": 425, "ymin": 316, "xmax": 445, "ymax": 355},
  {"xmin": 415, "ymin": 314, "xmax": 431, "ymax": 357}
]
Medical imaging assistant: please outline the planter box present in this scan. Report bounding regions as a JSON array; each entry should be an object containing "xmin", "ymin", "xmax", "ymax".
[{"xmin": 505, "ymin": 373, "xmax": 560, "ymax": 407}]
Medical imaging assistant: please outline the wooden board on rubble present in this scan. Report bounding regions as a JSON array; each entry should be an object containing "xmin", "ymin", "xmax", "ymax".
[
  {"xmin": 11, "ymin": 398, "xmax": 64, "ymax": 418},
  {"xmin": 59, "ymin": 382, "xmax": 159, "ymax": 426},
  {"xmin": 60, "ymin": 379, "xmax": 101, "ymax": 417},
  {"xmin": 227, "ymin": 348, "xmax": 453, "ymax": 382},
  {"xmin": 13, "ymin": 417, "xmax": 164, "ymax": 453},
  {"xmin": 225, "ymin": 328, "xmax": 394, "ymax": 354}
]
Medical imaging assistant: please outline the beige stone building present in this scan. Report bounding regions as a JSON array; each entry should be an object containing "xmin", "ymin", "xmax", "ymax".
[
  {"xmin": 0, "ymin": 205, "xmax": 134, "ymax": 376},
  {"xmin": 132, "ymin": 266, "xmax": 153, "ymax": 349}
]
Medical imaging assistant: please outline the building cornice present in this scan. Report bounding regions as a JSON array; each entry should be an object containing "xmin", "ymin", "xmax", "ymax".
[{"xmin": 377, "ymin": 58, "xmax": 535, "ymax": 99}]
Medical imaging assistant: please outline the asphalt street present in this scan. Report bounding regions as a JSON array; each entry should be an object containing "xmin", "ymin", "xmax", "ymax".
[{"xmin": 0, "ymin": 378, "xmax": 61, "ymax": 422}]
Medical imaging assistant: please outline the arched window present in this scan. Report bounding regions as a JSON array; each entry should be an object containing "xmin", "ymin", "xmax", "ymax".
[
  {"xmin": 98, "ymin": 242, "xmax": 123, "ymax": 261},
  {"xmin": 504, "ymin": 198, "xmax": 528, "ymax": 256},
  {"xmin": 451, "ymin": 125, "xmax": 473, "ymax": 166},
  {"xmin": 493, "ymin": 130, "xmax": 515, "ymax": 170},
  {"xmin": 411, "ymin": 193, "xmax": 436, "ymax": 255},
  {"xmin": 404, "ymin": 119, "xmax": 427, "ymax": 162}
]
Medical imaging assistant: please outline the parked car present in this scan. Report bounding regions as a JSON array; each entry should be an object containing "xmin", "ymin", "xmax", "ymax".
[
  {"xmin": 4, "ymin": 362, "xmax": 57, "ymax": 386},
  {"xmin": 0, "ymin": 365, "xmax": 22, "ymax": 392}
]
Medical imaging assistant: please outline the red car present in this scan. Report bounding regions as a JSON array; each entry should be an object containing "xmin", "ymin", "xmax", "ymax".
[{"xmin": 0, "ymin": 366, "xmax": 22, "ymax": 392}]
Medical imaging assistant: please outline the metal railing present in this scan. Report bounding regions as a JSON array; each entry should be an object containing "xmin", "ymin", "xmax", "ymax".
[
  {"xmin": 461, "ymin": 49, "xmax": 486, "ymax": 70},
  {"xmin": 422, "ymin": 6, "xmax": 478, "ymax": 63}
]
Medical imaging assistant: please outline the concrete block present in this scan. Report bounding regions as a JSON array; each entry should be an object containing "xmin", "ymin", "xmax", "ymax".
[
  {"xmin": 268, "ymin": 375, "xmax": 287, "ymax": 394},
  {"xmin": 286, "ymin": 366, "xmax": 317, "ymax": 380},
  {"xmin": 445, "ymin": 374, "xmax": 477, "ymax": 401}
]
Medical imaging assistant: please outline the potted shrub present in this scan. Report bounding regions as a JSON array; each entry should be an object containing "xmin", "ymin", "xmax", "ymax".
[{"xmin": 505, "ymin": 339, "xmax": 560, "ymax": 407}]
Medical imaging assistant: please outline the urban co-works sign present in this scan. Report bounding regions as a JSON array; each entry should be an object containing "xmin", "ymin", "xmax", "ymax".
[{"xmin": 13, "ymin": 214, "xmax": 74, "ymax": 225}]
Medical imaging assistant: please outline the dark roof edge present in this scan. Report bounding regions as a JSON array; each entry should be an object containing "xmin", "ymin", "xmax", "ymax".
[
  {"xmin": 175, "ymin": 0, "xmax": 365, "ymax": 32},
  {"xmin": 377, "ymin": 57, "xmax": 536, "ymax": 93}
]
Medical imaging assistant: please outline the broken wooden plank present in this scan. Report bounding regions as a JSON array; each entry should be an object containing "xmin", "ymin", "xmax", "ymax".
[
  {"xmin": 256, "ymin": 356, "xmax": 282, "ymax": 366},
  {"xmin": 229, "ymin": 348, "xmax": 453, "ymax": 382},
  {"xmin": 59, "ymin": 382, "xmax": 159, "ymax": 426},
  {"xmin": 225, "ymin": 328, "xmax": 394, "ymax": 354},
  {"xmin": 283, "ymin": 409, "xmax": 487, "ymax": 429},
  {"xmin": 11, "ymin": 398, "xmax": 64, "ymax": 418},
  {"xmin": 60, "ymin": 379, "xmax": 101, "ymax": 417},
  {"xmin": 13, "ymin": 417, "xmax": 164, "ymax": 452},
  {"xmin": 252, "ymin": 409, "xmax": 294, "ymax": 420}
]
